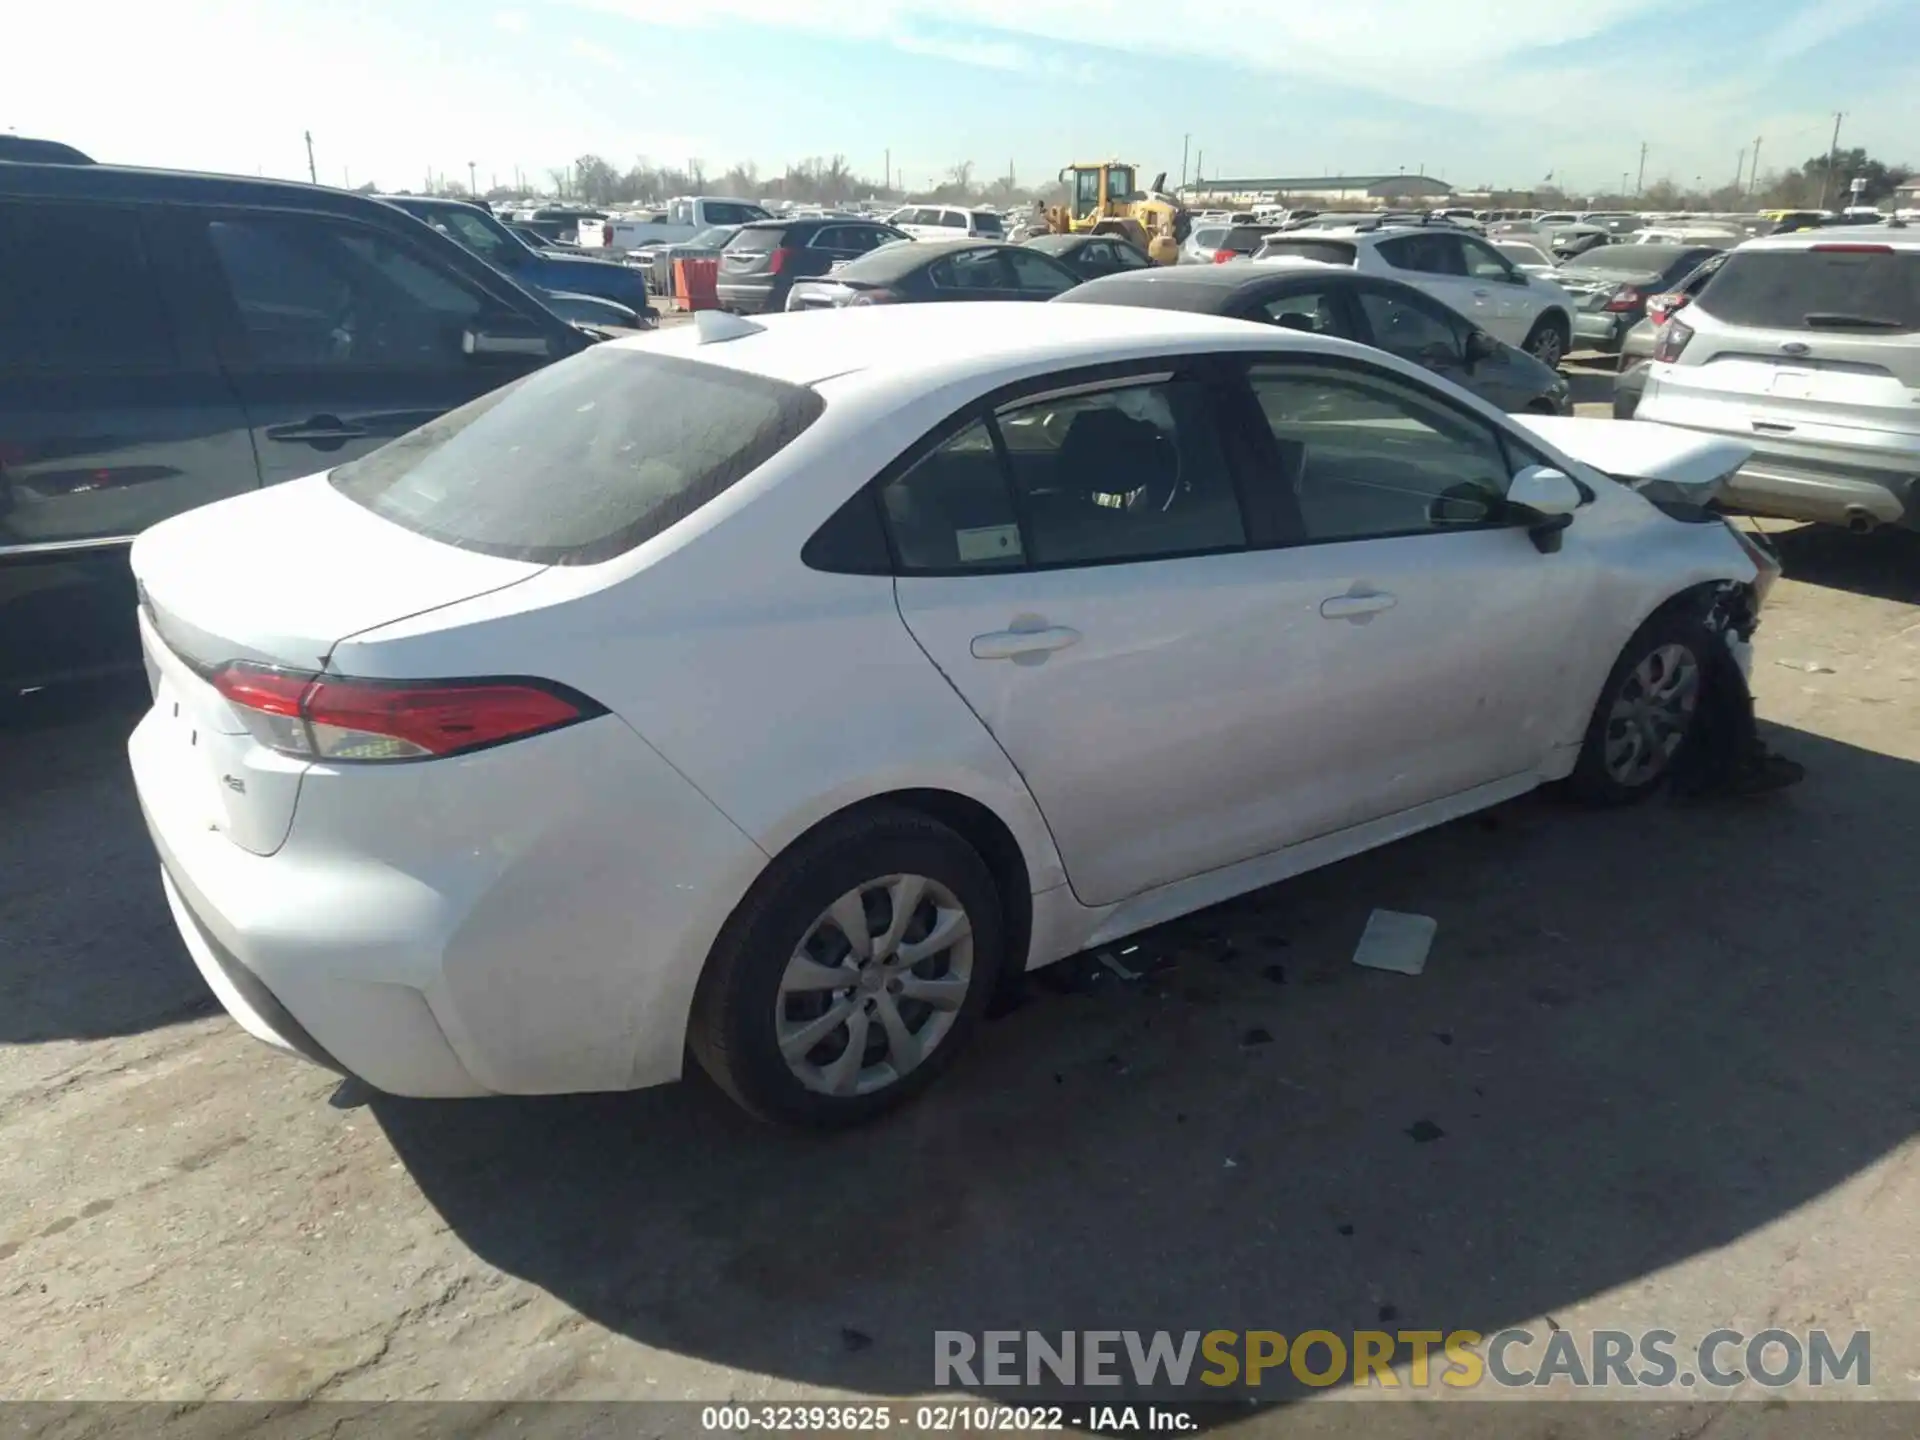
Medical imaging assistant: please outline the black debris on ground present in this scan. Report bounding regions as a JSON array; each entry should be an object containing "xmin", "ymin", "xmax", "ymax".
[
  {"xmin": 1241, "ymin": 1027, "xmax": 1274, "ymax": 1048},
  {"xmin": 1405, "ymin": 1119, "xmax": 1445, "ymax": 1144},
  {"xmin": 1262, "ymin": 964, "xmax": 1287, "ymax": 986}
]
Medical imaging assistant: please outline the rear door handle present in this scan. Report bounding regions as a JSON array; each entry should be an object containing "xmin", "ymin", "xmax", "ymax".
[
  {"xmin": 1320, "ymin": 592, "xmax": 1398, "ymax": 621},
  {"xmin": 971, "ymin": 626, "xmax": 1081, "ymax": 660},
  {"xmin": 265, "ymin": 415, "xmax": 369, "ymax": 446}
]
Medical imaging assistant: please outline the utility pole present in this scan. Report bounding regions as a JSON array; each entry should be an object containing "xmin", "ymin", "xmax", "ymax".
[
  {"xmin": 884, "ymin": 148, "xmax": 890, "ymax": 192},
  {"xmin": 1195, "ymin": 149, "xmax": 1202, "ymax": 188},
  {"xmin": 1180, "ymin": 133, "xmax": 1190, "ymax": 189},
  {"xmin": 1635, "ymin": 140, "xmax": 1647, "ymax": 194},
  {"xmin": 304, "ymin": 130, "xmax": 317, "ymax": 183},
  {"xmin": 1748, "ymin": 135, "xmax": 1761, "ymax": 198},
  {"xmin": 1818, "ymin": 112, "xmax": 1844, "ymax": 208},
  {"xmin": 468, "ymin": 160, "xmax": 477, "ymax": 196},
  {"xmin": 1733, "ymin": 148, "xmax": 1745, "ymax": 194}
]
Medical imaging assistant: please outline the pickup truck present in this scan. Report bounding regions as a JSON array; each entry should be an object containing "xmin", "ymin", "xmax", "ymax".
[
  {"xmin": 380, "ymin": 195, "xmax": 655, "ymax": 322},
  {"xmin": 580, "ymin": 196, "xmax": 771, "ymax": 251}
]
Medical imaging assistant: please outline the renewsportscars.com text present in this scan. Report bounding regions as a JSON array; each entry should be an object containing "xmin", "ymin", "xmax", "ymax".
[{"xmin": 934, "ymin": 1327, "xmax": 1871, "ymax": 1391}]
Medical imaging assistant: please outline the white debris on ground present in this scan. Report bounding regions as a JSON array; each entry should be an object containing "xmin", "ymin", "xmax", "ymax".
[{"xmin": 1351, "ymin": 909, "xmax": 1438, "ymax": 976}]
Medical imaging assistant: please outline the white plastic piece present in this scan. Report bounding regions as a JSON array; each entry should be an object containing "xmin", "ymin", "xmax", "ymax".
[{"xmin": 1352, "ymin": 909, "xmax": 1437, "ymax": 976}]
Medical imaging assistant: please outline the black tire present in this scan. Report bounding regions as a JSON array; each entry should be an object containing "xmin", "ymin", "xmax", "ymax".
[
  {"xmin": 1524, "ymin": 314, "xmax": 1570, "ymax": 371},
  {"xmin": 688, "ymin": 806, "xmax": 1005, "ymax": 1128},
  {"xmin": 1567, "ymin": 608, "xmax": 1711, "ymax": 805}
]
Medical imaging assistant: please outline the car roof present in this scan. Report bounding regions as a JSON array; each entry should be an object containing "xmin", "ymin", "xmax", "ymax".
[
  {"xmin": 831, "ymin": 236, "xmax": 1014, "ymax": 281},
  {"xmin": 0, "ymin": 158, "xmax": 394, "ymax": 216},
  {"xmin": 1023, "ymin": 233, "xmax": 1091, "ymax": 252},
  {"xmin": 1736, "ymin": 226, "xmax": 1920, "ymax": 253},
  {"xmin": 1055, "ymin": 263, "xmax": 1351, "ymax": 315},
  {"xmin": 622, "ymin": 301, "xmax": 1359, "ymax": 390}
]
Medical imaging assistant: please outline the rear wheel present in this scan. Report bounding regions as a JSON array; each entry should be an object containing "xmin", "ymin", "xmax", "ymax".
[
  {"xmin": 1524, "ymin": 314, "xmax": 1570, "ymax": 370},
  {"xmin": 1568, "ymin": 612, "xmax": 1708, "ymax": 804},
  {"xmin": 689, "ymin": 808, "xmax": 1004, "ymax": 1127}
]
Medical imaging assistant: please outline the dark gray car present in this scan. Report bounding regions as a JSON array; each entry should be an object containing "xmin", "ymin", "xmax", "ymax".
[
  {"xmin": 1053, "ymin": 265, "xmax": 1571, "ymax": 414},
  {"xmin": 1557, "ymin": 242, "xmax": 1727, "ymax": 357},
  {"xmin": 1614, "ymin": 250, "xmax": 1730, "ymax": 418}
]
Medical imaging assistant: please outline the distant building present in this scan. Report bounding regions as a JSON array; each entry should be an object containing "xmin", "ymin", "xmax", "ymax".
[
  {"xmin": 1180, "ymin": 174, "xmax": 1454, "ymax": 206},
  {"xmin": 1894, "ymin": 178, "xmax": 1920, "ymax": 204}
]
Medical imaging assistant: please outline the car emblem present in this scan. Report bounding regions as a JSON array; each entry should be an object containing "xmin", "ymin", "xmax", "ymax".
[{"xmin": 1780, "ymin": 341, "xmax": 1810, "ymax": 356}]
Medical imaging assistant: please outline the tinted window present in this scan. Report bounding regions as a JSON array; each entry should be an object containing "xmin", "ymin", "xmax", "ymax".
[
  {"xmin": 702, "ymin": 202, "xmax": 767, "ymax": 226},
  {"xmin": 1697, "ymin": 248, "xmax": 1920, "ymax": 332},
  {"xmin": 994, "ymin": 380, "xmax": 1245, "ymax": 564},
  {"xmin": 970, "ymin": 213, "xmax": 1004, "ymax": 236},
  {"xmin": 417, "ymin": 206, "xmax": 518, "ymax": 267},
  {"xmin": 205, "ymin": 216, "xmax": 488, "ymax": 367},
  {"xmin": 1221, "ymin": 226, "xmax": 1278, "ymax": 254},
  {"xmin": 1259, "ymin": 287, "xmax": 1350, "ymax": 338},
  {"xmin": 929, "ymin": 250, "xmax": 1010, "ymax": 290},
  {"xmin": 1356, "ymin": 288, "xmax": 1468, "ymax": 363},
  {"xmin": 0, "ymin": 202, "xmax": 176, "ymax": 370},
  {"xmin": 1256, "ymin": 239, "xmax": 1358, "ymax": 266},
  {"xmin": 937, "ymin": 211, "xmax": 967, "ymax": 229},
  {"xmin": 1565, "ymin": 244, "xmax": 1690, "ymax": 274},
  {"xmin": 1246, "ymin": 363, "xmax": 1513, "ymax": 542},
  {"xmin": 1111, "ymin": 243, "xmax": 1151, "ymax": 269},
  {"xmin": 725, "ymin": 226, "xmax": 784, "ymax": 253},
  {"xmin": 1376, "ymin": 234, "xmax": 1466, "ymax": 276},
  {"xmin": 1191, "ymin": 227, "xmax": 1227, "ymax": 251},
  {"xmin": 1004, "ymin": 249, "xmax": 1079, "ymax": 295},
  {"xmin": 1494, "ymin": 241, "xmax": 1551, "ymax": 268},
  {"xmin": 330, "ymin": 347, "xmax": 824, "ymax": 564}
]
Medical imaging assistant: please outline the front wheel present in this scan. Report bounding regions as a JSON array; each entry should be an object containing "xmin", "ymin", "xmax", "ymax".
[
  {"xmin": 1524, "ymin": 314, "xmax": 1570, "ymax": 371},
  {"xmin": 1567, "ymin": 612, "xmax": 1708, "ymax": 805},
  {"xmin": 689, "ymin": 808, "xmax": 1004, "ymax": 1127}
]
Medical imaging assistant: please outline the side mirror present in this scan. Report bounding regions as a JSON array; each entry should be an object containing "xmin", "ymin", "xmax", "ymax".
[
  {"xmin": 1464, "ymin": 330, "xmax": 1502, "ymax": 366},
  {"xmin": 1508, "ymin": 464, "xmax": 1584, "ymax": 553},
  {"xmin": 1509, "ymin": 464, "xmax": 1583, "ymax": 516}
]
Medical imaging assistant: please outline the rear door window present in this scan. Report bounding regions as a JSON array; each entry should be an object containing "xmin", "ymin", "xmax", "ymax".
[
  {"xmin": 970, "ymin": 211, "xmax": 1004, "ymax": 236},
  {"xmin": 1004, "ymin": 248, "xmax": 1079, "ymax": 295},
  {"xmin": 930, "ymin": 250, "xmax": 1011, "ymax": 291},
  {"xmin": 1377, "ymin": 234, "xmax": 1467, "ymax": 276},
  {"xmin": 0, "ymin": 201, "xmax": 177, "ymax": 370},
  {"xmin": 725, "ymin": 226, "xmax": 784, "ymax": 253},
  {"xmin": 1695, "ymin": 248, "xmax": 1920, "ymax": 332},
  {"xmin": 329, "ymin": 347, "xmax": 825, "ymax": 564}
]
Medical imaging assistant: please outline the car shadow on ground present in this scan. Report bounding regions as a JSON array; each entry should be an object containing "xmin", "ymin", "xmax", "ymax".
[
  {"xmin": 1559, "ymin": 361, "xmax": 1619, "ymax": 411},
  {"xmin": 376, "ymin": 721, "xmax": 1918, "ymax": 1404},
  {"xmin": 0, "ymin": 675, "xmax": 216, "ymax": 1044},
  {"xmin": 1768, "ymin": 523, "xmax": 1920, "ymax": 606}
]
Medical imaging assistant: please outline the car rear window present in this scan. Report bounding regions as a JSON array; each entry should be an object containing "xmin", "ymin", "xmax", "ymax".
[
  {"xmin": 725, "ymin": 226, "xmax": 786, "ymax": 252},
  {"xmin": 329, "ymin": 347, "xmax": 825, "ymax": 565},
  {"xmin": 1563, "ymin": 244, "xmax": 1686, "ymax": 273},
  {"xmin": 1697, "ymin": 248, "xmax": 1920, "ymax": 332},
  {"xmin": 970, "ymin": 211, "xmax": 1004, "ymax": 235},
  {"xmin": 1255, "ymin": 239, "xmax": 1358, "ymax": 266},
  {"xmin": 1222, "ymin": 226, "xmax": 1278, "ymax": 252},
  {"xmin": 1191, "ymin": 227, "xmax": 1226, "ymax": 250}
]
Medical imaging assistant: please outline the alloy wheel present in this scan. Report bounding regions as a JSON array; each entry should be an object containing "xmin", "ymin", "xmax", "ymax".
[
  {"xmin": 1603, "ymin": 642, "xmax": 1701, "ymax": 787},
  {"xmin": 775, "ymin": 874, "xmax": 975, "ymax": 1097}
]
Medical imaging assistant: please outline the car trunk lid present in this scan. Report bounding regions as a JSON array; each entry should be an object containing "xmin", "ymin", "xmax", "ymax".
[{"xmin": 131, "ymin": 473, "xmax": 545, "ymax": 854}]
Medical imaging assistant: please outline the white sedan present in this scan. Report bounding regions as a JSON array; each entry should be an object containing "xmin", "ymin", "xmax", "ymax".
[{"xmin": 129, "ymin": 304, "xmax": 1775, "ymax": 1126}]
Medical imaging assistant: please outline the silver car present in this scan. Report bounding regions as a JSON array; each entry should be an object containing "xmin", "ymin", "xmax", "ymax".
[{"xmin": 1636, "ymin": 229, "xmax": 1920, "ymax": 532}]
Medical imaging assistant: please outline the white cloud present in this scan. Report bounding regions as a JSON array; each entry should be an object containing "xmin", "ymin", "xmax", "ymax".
[
  {"xmin": 494, "ymin": 9, "xmax": 530, "ymax": 33},
  {"xmin": 566, "ymin": 36, "xmax": 622, "ymax": 67}
]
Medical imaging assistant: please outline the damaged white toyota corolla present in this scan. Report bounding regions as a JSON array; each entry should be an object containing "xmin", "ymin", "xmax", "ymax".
[{"xmin": 128, "ymin": 304, "xmax": 1778, "ymax": 1126}]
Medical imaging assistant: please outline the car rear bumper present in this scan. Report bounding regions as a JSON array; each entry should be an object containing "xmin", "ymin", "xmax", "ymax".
[
  {"xmin": 716, "ymin": 280, "xmax": 779, "ymax": 313},
  {"xmin": 129, "ymin": 700, "xmax": 771, "ymax": 1098},
  {"xmin": 1723, "ymin": 459, "xmax": 1912, "ymax": 530},
  {"xmin": 1572, "ymin": 311, "xmax": 1633, "ymax": 351}
]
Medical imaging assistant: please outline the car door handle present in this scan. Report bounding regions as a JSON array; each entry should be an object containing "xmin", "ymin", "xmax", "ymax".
[
  {"xmin": 1320, "ymin": 592, "xmax": 1398, "ymax": 621},
  {"xmin": 265, "ymin": 415, "xmax": 369, "ymax": 445},
  {"xmin": 971, "ymin": 626, "xmax": 1082, "ymax": 660}
]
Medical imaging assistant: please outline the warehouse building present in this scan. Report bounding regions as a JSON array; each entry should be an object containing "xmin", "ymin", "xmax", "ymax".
[{"xmin": 1180, "ymin": 173, "xmax": 1454, "ymax": 206}]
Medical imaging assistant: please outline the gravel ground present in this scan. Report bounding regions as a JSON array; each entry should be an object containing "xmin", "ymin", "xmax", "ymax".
[{"xmin": 2, "ymin": 501, "xmax": 1916, "ymax": 1417}]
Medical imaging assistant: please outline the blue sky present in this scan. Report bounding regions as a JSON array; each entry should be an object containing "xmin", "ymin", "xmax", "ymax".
[{"xmin": 12, "ymin": 0, "xmax": 1918, "ymax": 198}]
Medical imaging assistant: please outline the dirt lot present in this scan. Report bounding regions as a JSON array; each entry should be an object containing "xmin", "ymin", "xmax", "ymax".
[{"xmin": 2, "ymin": 517, "xmax": 1916, "ymax": 1415}]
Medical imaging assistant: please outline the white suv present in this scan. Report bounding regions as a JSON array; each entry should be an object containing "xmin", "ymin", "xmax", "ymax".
[
  {"xmin": 1635, "ymin": 229, "xmax": 1920, "ymax": 533},
  {"xmin": 1255, "ymin": 224, "xmax": 1576, "ymax": 367},
  {"xmin": 886, "ymin": 205, "xmax": 1005, "ymax": 241}
]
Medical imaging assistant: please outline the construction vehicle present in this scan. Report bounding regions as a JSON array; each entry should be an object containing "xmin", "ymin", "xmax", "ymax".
[{"xmin": 1046, "ymin": 162, "xmax": 1190, "ymax": 261}]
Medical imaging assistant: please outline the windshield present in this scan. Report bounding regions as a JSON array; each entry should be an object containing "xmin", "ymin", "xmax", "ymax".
[
  {"xmin": 330, "ymin": 347, "xmax": 825, "ymax": 564},
  {"xmin": 1105, "ymin": 167, "xmax": 1136, "ymax": 199},
  {"xmin": 688, "ymin": 225, "xmax": 737, "ymax": 248},
  {"xmin": 1696, "ymin": 248, "xmax": 1920, "ymax": 332}
]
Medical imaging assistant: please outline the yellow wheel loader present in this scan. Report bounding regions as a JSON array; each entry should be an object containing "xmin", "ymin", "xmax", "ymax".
[{"xmin": 1045, "ymin": 162, "xmax": 1190, "ymax": 262}]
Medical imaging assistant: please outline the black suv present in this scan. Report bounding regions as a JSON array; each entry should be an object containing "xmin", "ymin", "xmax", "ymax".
[
  {"xmin": 716, "ymin": 216, "xmax": 911, "ymax": 314},
  {"xmin": 0, "ymin": 157, "xmax": 587, "ymax": 697}
]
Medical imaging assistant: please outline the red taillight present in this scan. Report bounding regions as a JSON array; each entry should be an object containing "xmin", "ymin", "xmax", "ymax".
[
  {"xmin": 1211, "ymin": 249, "xmax": 1237, "ymax": 264},
  {"xmin": 767, "ymin": 246, "xmax": 798, "ymax": 274},
  {"xmin": 1653, "ymin": 318, "xmax": 1694, "ymax": 364},
  {"xmin": 1811, "ymin": 243, "xmax": 1893, "ymax": 254},
  {"xmin": 845, "ymin": 287, "xmax": 897, "ymax": 305},
  {"xmin": 211, "ymin": 663, "xmax": 601, "ymax": 762},
  {"xmin": 1604, "ymin": 284, "xmax": 1644, "ymax": 313},
  {"xmin": 1646, "ymin": 291, "xmax": 1685, "ymax": 325}
]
